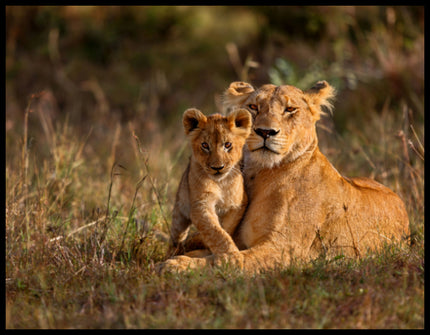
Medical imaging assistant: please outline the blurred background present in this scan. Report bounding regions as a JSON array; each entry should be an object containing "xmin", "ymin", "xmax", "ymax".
[{"xmin": 6, "ymin": 5, "xmax": 424, "ymax": 223}]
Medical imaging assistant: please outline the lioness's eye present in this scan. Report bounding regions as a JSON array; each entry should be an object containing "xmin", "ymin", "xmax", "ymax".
[
  {"xmin": 248, "ymin": 104, "xmax": 258, "ymax": 111},
  {"xmin": 201, "ymin": 142, "xmax": 209, "ymax": 150},
  {"xmin": 225, "ymin": 142, "xmax": 232, "ymax": 150},
  {"xmin": 284, "ymin": 106, "xmax": 297, "ymax": 114}
]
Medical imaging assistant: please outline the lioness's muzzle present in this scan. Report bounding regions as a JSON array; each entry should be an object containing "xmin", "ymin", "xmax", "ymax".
[{"xmin": 255, "ymin": 128, "xmax": 279, "ymax": 139}]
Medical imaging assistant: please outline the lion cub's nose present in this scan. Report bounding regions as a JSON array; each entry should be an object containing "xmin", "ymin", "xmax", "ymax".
[
  {"xmin": 210, "ymin": 165, "xmax": 225, "ymax": 172},
  {"xmin": 255, "ymin": 128, "xmax": 279, "ymax": 139}
]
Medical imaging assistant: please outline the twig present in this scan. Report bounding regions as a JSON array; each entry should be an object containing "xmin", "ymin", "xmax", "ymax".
[
  {"xmin": 397, "ymin": 130, "xmax": 422, "ymax": 208},
  {"xmin": 408, "ymin": 139, "xmax": 424, "ymax": 161},
  {"xmin": 49, "ymin": 216, "xmax": 105, "ymax": 243},
  {"xmin": 409, "ymin": 124, "xmax": 424, "ymax": 161},
  {"xmin": 49, "ymin": 215, "xmax": 131, "ymax": 243}
]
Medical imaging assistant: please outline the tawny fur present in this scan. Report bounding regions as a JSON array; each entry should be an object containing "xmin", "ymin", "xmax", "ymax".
[
  {"xmin": 169, "ymin": 108, "xmax": 252, "ymax": 257},
  {"xmin": 159, "ymin": 81, "xmax": 410, "ymax": 274}
]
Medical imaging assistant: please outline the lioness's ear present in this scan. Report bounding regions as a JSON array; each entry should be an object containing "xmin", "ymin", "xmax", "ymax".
[
  {"xmin": 183, "ymin": 108, "xmax": 207, "ymax": 135},
  {"xmin": 304, "ymin": 80, "xmax": 336, "ymax": 120},
  {"xmin": 222, "ymin": 81, "xmax": 255, "ymax": 113},
  {"xmin": 228, "ymin": 108, "xmax": 252, "ymax": 137}
]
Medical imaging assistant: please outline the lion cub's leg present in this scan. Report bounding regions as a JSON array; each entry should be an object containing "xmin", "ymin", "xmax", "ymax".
[
  {"xmin": 181, "ymin": 231, "xmax": 206, "ymax": 251},
  {"xmin": 181, "ymin": 202, "xmax": 245, "ymax": 258},
  {"xmin": 190, "ymin": 202, "xmax": 240, "ymax": 255},
  {"xmin": 170, "ymin": 204, "xmax": 191, "ymax": 247},
  {"xmin": 169, "ymin": 164, "xmax": 192, "ymax": 248}
]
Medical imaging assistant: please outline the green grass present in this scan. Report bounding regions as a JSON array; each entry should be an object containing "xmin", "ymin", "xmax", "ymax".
[{"xmin": 6, "ymin": 6, "xmax": 423, "ymax": 329}]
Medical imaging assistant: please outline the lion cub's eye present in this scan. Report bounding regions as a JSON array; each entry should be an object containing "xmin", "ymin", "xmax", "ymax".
[
  {"xmin": 284, "ymin": 106, "xmax": 297, "ymax": 114},
  {"xmin": 201, "ymin": 142, "xmax": 210, "ymax": 150},
  {"xmin": 248, "ymin": 104, "xmax": 258, "ymax": 111},
  {"xmin": 224, "ymin": 142, "xmax": 232, "ymax": 150}
]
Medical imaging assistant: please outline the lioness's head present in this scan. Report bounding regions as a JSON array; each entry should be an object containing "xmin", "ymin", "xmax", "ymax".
[
  {"xmin": 223, "ymin": 81, "xmax": 336, "ymax": 168},
  {"xmin": 183, "ymin": 108, "xmax": 252, "ymax": 180}
]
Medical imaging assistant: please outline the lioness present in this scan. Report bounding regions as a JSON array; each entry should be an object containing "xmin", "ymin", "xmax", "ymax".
[
  {"xmin": 160, "ymin": 81, "xmax": 410, "ymax": 274},
  {"xmin": 169, "ymin": 108, "xmax": 252, "ymax": 256}
]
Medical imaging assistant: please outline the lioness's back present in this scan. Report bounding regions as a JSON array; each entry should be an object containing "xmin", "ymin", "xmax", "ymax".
[{"xmin": 346, "ymin": 176, "xmax": 409, "ymax": 236}]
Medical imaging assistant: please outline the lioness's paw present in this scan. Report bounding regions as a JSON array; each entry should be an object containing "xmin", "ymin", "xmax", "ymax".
[
  {"xmin": 213, "ymin": 251, "xmax": 244, "ymax": 270},
  {"xmin": 155, "ymin": 256, "xmax": 205, "ymax": 275}
]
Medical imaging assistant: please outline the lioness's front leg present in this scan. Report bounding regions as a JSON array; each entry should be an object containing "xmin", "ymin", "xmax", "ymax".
[
  {"xmin": 166, "ymin": 240, "xmax": 288, "ymax": 274},
  {"xmin": 160, "ymin": 210, "xmax": 292, "ymax": 274},
  {"xmin": 156, "ymin": 240, "xmax": 285, "ymax": 274}
]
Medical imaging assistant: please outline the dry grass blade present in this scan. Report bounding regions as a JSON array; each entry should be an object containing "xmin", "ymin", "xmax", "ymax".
[
  {"xmin": 409, "ymin": 124, "xmax": 424, "ymax": 161},
  {"xmin": 98, "ymin": 163, "xmax": 124, "ymax": 246},
  {"xmin": 118, "ymin": 174, "xmax": 148, "ymax": 255}
]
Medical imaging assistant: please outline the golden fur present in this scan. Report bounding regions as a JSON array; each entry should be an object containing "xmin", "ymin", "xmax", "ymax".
[
  {"xmin": 158, "ymin": 81, "xmax": 410, "ymax": 274},
  {"xmin": 169, "ymin": 108, "xmax": 252, "ymax": 257}
]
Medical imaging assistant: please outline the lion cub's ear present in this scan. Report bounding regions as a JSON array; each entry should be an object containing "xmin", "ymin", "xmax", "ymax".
[
  {"xmin": 183, "ymin": 108, "xmax": 207, "ymax": 135},
  {"xmin": 227, "ymin": 108, "xmax": 252, "ymax": 137},
  {"xmin": 223, "ymin": 81, "xmax": 255, "ymax": 113},
  {"xmin": 304, "ymin": 81, "xmax": 336, "ymax": 120}
]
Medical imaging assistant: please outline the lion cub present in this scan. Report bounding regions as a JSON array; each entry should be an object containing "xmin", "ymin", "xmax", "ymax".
[{"xmin": 170, "ymin": 108, "xmax": 252, "ymax": 256}]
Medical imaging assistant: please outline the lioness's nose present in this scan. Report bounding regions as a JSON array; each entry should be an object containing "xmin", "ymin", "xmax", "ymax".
[
  {"xmin": 210, "ymin": 165, "xmax": 225, "ymax": 172},
  {"xmin": 255, "ymin": 128, "xmax": 279, "ymax": 139}
]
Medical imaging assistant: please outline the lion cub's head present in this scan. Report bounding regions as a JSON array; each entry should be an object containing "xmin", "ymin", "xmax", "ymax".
[
  {"xmin": 183, "ymin": 108, "xmax": 252, "ymax": 180},
  {"xmin": 223, "ymin": 80, "xmax": 336, "ymax": 168}
]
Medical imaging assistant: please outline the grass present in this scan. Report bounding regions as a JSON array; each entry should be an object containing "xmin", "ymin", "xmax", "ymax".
[
  {"xmin": 5, "ymin": 6, "xmax": 423, "ymax": 329},
  {"xmin": 5, "ymin": 89, "xmax": 424, "ymax": 329}
]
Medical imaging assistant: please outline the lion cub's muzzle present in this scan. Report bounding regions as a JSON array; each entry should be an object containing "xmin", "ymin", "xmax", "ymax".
[
  {"xmin": 210, "ymin": 165, "xmax": 225, "ymax": 173},
  {"xmin": 207, "ymin": 164, "xmax": 230, "ymax": 179}
]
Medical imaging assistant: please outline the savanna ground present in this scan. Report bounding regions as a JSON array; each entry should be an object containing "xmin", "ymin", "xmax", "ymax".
[{"xmin": 5, "ymin": 6, "xmax": 424, "ymax": 329}]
